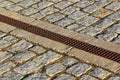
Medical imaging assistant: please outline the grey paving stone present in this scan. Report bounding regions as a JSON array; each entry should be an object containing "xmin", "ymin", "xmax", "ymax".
[
  {"xmin": 83, "ymin": 0, "xmax": 111, "ymax": 13},
  {"xmin": 66, "ymin": 63, "xmax": 92, "ymax": 77},
  {"xmin": 0, "ymin": 62, "xmax": 15, "ymax": 75},
  {"xmin": 21, "ymin": 8, "xmax": 39, "ymax": 16},
  {"xmin": 48, "ymin": 0, "xmax": 62, "ymax": 3},
  {"xmin": 32, "ymin": 1, "xmax": 53, "ymax": 10},
  {"xmin": 54, "ymin": 1, "xmax": 72, "ymax": 9},
  {"xmin": 92, "ymin": 8, "xmax": 112, "ymax": 18},
  {"xmin": 81, "ymin": 27, "xmax": 103, "ymax": 36},
  {"xmin": 29, "ymin": 46, "xmax": 46, "ymax": 54},
  {"xmin": 18, "ymin": 0, "xmax": 38, "ymax": 7},
  {"xmin": 7, "ymin": 40, "xmax": 33, "ymax": 53},
  {"xmin": 45, "ymin": 13, "xmax": 65, "ymax": 23},
  {"xmin": 74, "ymin": 0, "xmax": 94, "ymax": 8},
  {"xmin": 14, "ymin": 61, "xmax": 38, "ymax": 75},
  {"xmin": 0, "ymin": 1, "xmax": 13, "ymax": 7},
  {"xmin": 97, "ymin": 31, "xmax": 118, "ymax": 41},
  {"xmin": 9, "ymin": 0, "xmax": 23, "ymax": 3},
  {"xmin": 60, "ymin": 6, "xmax": 76, "ymax": 15},
  {"xmin": 112, "ymin": 35, "xmax": 120, "ymax": 45},
  {"xmin": 105, "ymin": 2, "xmax": 120, "ymax": 11},
  {"xmin": 0, "ymin": 51, "xmax": 13, "ymax": 63},
  {"xmin": 93, "ymin": 19, "xmax": 115, "ymax": 29},
  {"xmin": 79, "ymin": 75, "xmax": 98, "ymax": 80},
  {"xmin": 108, "ymin": 75, "xmax": 120, "ymax": 80},
  {"xmin": 77, "ymin": 16, "xmax": 99, "ymax": 26},
  {"xmin": 11, "ymin": 51, "xmax": 36, "ymax": 63},
  {"xmin": 90, "ymin": 67, "xmax": 111, "ymax": 79},
  {"xmin": 67, "ymin": 24, "xmax": 86, "ymax": 32},
  {"xmin": 54, "ymin": 74, "xmax": 76, "ymax": 80},
  {"xmin": 68, "ymin": 0, "xmax": 80, "ymax": 3},
  {"xmin": 55, "ymin": 18, "xmax": 75, "ymax": 27},
  {"xmin": 68, "ymin": 11, "xmax": 88, "ymax": 20},
  {"xmin": 0, "ymin": 35, "xmax": 18, "ymax": 50},
  {"xmin": 62, "ymin": 57, "xmax": 78, "ymax": 67},
  {"xmin": 31, "ymin": 7, "xmax": 59, "ymax": 19},
  {"xmin": 45, "ymin": 63, "xmax": 66, "ymax": 76},
  {"xmin": 107, "ymin": 23, "xmax": 120, "ymax": 34},
  {"xmin": 0, "ymin": 31, "xmax": 5, "ymax": 37},
  {"xmin": 6, "ymin": 5, "xmax": 23, "ymax": 11},
  {"xmin": 23, "ymin": 73, "xmax": 49, "ymax": 80},
  {"xmin": 108, "ymin": 10, "xmax": 120, "ymax": 20},
  {"xmin": 0, "ymin": 71, "xmax": 23, "ymax": 80},
  {"xmin": 33, "ymin": 51, "xmax": 62, "ymax": 68}
]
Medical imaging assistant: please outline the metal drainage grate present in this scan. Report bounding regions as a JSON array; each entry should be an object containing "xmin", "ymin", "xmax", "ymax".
[{"xmin": 0, "ymin": 14, "xmax": 120, "ymax": 63}]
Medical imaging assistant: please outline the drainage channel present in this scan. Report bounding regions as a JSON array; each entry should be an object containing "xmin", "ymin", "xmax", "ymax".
[{"xmin": 0, "ymin": 14, "xmax": 120, "ymax": 63}]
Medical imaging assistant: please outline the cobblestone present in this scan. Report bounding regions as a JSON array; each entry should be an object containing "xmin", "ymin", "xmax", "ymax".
[
  {"xmin": 0, "ymin": 51, "xmax": 13, "ymax": 63},
  {"xmin": 54, "ymin": 74, "xmax": 76, "ymax": 80},
  {"xmin": 23, "ymin": 73, "xmax": 49, "ymax": 80},
  {"xmin": 55, "ymin": 18, "xmax": 75, "ymax": 27},
  {"xmin": 45, "ymin": 63, "xmax": 66, "ymax": 76},
  {"xmin": 67, "ymin": 24, "xmax": 86, "ymax": 32},
  {"xmin": 68, "ymin": 11, "xmax": 88, "ymax": 20},
  {"xmin": 48, "ymin": 0, "xmax": 62, "ymax": 3},
  {"xmin": 79, "ymin": 75, "xmax": 98, "ymax": 80},
  {"xmin": 105, "ymin": 2, "xmax": 120, "ymax": 11},
  {"xmin": 66, "ymin": 63, "xmax": 92, "ymax": 77},
  {"xmin": 0, "ymin": 1, "xmax": 13, "ymax": 7},
  {"xmin": 0, "ymin": 61, "xmax": 15, "ymax": 75},
  {"xmin": 7, "ymin": 39, "xmax": 33, "ymax": 53},
  {"xmin": 77, "ymin": 16, "xmax": 99, "ymax": 26},
  {"xmin": 9, "ymin": 0, "xmax": 23, "ymax": 3},
  {"xmin": 113, "ymin": 35, "xmax": 120, "ymax": 44},
  {"xmin": 108, "ymin": 75, "xmax": 120, "ymax": 80},
  {"xmin": 108, "ymin": 10, "xmax": 120, "ymax": 20},
  {"xmin": 6, "ymin": 5, "xmax": 23, "ymax": 11},
  {"xmin": 97, "ymin": 31, "xmax": 118, "ymax": 41},
  {"xmin": 45, "ymin": 13, "xmax": 65, "ymax": 23},
  {"xmin": 21, "ymin": 8, "xmax": 39, "ymax": 16},
  {"xmin": 0, "ymin": 71, "xmax": 23, "ymax": 80},
  {"xmin": 11, "ymin": 51, "xmax": 36, "ymax": 63},
  {"xmin": 90, "ymin": 67, "xmax": 111, "ymax": 79}
]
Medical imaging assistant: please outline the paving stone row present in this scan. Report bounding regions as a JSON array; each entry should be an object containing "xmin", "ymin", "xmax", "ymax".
[
  {"xmin": 0, "ymin": 0, "xmax": 120, "ymax": 45},
  {"xmin": 0, "ymin": 31, "xmax": 120, "ymax": 80}
]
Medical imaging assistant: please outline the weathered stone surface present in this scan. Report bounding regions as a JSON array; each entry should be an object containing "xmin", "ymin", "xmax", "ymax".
[
  {"xmin": 32, "ymin": 1, "xmax": 53, "ymax": 10},
  {"xmin": 54, "ymin": 74, "xmax": 76, "ymax": 80},
  {"xmin": 68, "ymin": 11, "xmax": 88, "ymax": 20},
  {"xmin": 90, "ymin": 67, "xmax": 111, "ymax": 79},
  {"xmin": 0, "ymin": 62, "xmax": 15, "ymax": 75},
  {"xmin": 23, "ymin": 73, "xmax": 49, "ymax": 80},
  {"xmin": 7, "ymin": 40, "xmax": 33, "ymax": 53},
  {"xmin": 0, "ymin": 71, "xmax": 23, "ymax": 80},
  {"xmin": 9, "ymin": 0, "xmax": 23, "ymax": 3},
  {"xmin": 6, "ymin": 5, "xmax": 22, "ymax": 11},
  {"xmin": 48, "ymin": 0, "xmax": 62, "ymax": 3},
  {"xmin": 0, "ymin": 1, "xmax": 13, "ymax": 7},
  {"xmin": 66, "ymin": 63, "xmax": 92, "ymax": 77},
  {"xmin": 108, "ymin": 75, "xmax": 120, "ymax": 80},
  {"xmin": 21, "ymin": 8, "xmax": 39, "ymax": 16},
  {"xmin": 55, "ymin": 18, "xmax": 75, "ymax": 27},
  {"xmin": 77, "ymin": 16, "xmax": 99, "ymax": 26},
  {"xmin": 29, "ymin": 46, "xmax": 46, "ymax": 54},
  {"xmin": 67, "ymin": 24, "xmax": 86, "ymax": 31},
  {"xmin": 108, "ymin": 11, "xmax": 120, "ymax": 20},
  {"xmin": 45, "ymin": 63, "xmax": 66, "ymax": 76},
  {"xmin": 45, "ymin": 13, "xmax": 65, "ymax": 23},
  {"xmin": 11, "ymin": 51, "xmax": 36, "ymax": 63},
  {"xmin": 112, "ymin": 35, "xmax": 120, "ymax": 45},
  {"xmin": 0, "ymin": 51, "xmax": 13, "ymax": 63},
  {"xmin": 105, "ymin": 2, "xmax": 120, "ymax": 11},
  {"xmin": 79, "ymin": 75, "xmax": 98, "ymax": 80}
]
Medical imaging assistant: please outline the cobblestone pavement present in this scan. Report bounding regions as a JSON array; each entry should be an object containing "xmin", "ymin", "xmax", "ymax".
[
  {"xmin": 0, "ymin": 0, "xmax": 120, "ymax": 45},
  {"xmin": 0, "ymin": 29, "xmax": 120, "ymax": 80}
]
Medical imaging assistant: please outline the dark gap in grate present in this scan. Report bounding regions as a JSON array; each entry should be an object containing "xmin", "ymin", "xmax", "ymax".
[{"xmin": 0, "ymin": 14, "xmax": 120, "ymax": 63}]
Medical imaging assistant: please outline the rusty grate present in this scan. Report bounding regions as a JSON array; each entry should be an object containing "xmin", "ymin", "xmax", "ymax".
[{"xmin": 0, "ymin": 14, "xmax": 120, "ymax": 63}]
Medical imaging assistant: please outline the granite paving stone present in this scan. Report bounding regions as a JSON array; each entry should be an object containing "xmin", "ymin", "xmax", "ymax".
[
  {"xmin": 108, "ymin": 10, "xmax": 120, "ymax": 20},
  {"xmin": 45, "ymin": 63, "xmax": 66, "ymax": 76},
  {"xmin": 0, "ymin": 1, "xmax": 13, "ymax": 7},
  {"xmin": 108, "ymin": 75, "xmax": 120, "ymax": 80},
  {"xmin": 112, "ymin": 35, "xmax": 120, "ymax": 44},
  {"xmin": 48, "ymin": 0, "xmax": 62, "ymax": 3},
  {"xmin": 9, "ymin": 0, "xmax": 23, "ymax": 3},
  {"xmin": 77, "ymin": 16, "xmax": 99, "ymax": 26},
  {"xmin": 66, "ymin": 63, "xmax": 92, "ymax": 77},
  {"xmin": 105, "ymin": 2, "xmax": 120, "ymax": 11},
  {"xmin": 54, "ymin": 74, "xmax": 76, "ymax": 80},
  {"xmin": 0, "ymin": 51, "xmax": 13, "ymax": 63},
  {"xmin": 11, "ymin": 51, "xmax": 36, "ymax": 63},
  {"xmin": 21, "ymin": 8, "xmax": 39, "ymax": 16},
  {"xmin": 90, "ymin": 67, "xmax": 111, "ymax": 79},
  {"xmin": 0, "ymin": 71, "xmax": 24, "ymax": 80},
  {"xmin": 79, "ymin": 75, "xmax": 98, "ymax": 80},
  {"xmin": 0, "ymin": 61, "xmax": 15, "ymax": 75},
  {"xmin": 7, "ymin": 39, "xmax": 33, "ymax": 53},
  {"xmin": 6, "ymin": 5, "xmax": 23, "ymax": 12}
]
